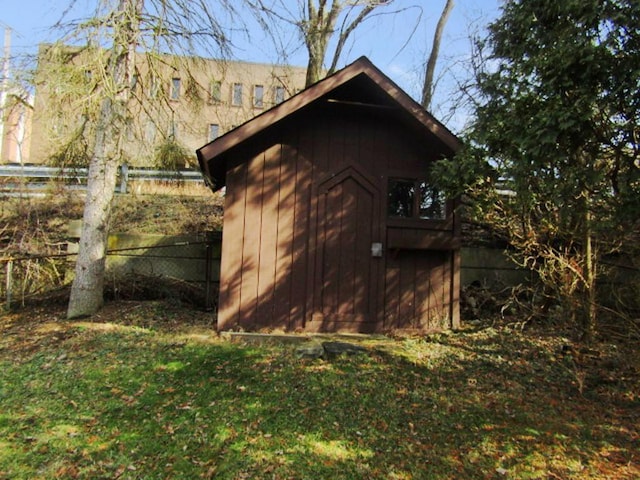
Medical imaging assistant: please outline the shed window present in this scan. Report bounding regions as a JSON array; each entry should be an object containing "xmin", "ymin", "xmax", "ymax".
[
  {"xmin": 418, "ymin": 181, "xmax": 446, "ymax": 219},
  {"xmin": 388, "ymin": 179, "xmax": 415, "ymax": 217},
  {"xmin": 388, "ymin": 178, "xmax": 446, "ymax": 220}
]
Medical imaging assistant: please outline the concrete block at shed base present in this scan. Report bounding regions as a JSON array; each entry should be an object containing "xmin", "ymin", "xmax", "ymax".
[{"xmin": 220, "ymin": 331, "xmax": 310, "ymax": 345}]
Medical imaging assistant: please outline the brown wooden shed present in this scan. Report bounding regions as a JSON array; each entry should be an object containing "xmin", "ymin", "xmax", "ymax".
[{"xmin": 197, "ymin": 57, "xmax": 462, "ymax": 333}]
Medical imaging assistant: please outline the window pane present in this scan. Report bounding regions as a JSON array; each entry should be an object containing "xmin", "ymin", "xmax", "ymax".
[
  {"xmin": 253, "ymin": 85, "xmax": 264, "ymax": 108},
  {"xmin": 232, "ymin": 83, "xmax": 243, "ymax": 106},
  {"xmin": 208, "ymin": 124, "xmax": 219, "ymax": 142},
  {"xmin": 274, "ymin": 86, "xmax": 285, "ymax": 104},
  {"xmin": 171, "ymin": 78, "xmax": 181, "ymax": 100},
  {"xmin": 388, "ymin": 179, "xmax": 415, "ymax": 217},
  {"xmin": 209, "ymin": 80, "xmax": 221, "ymax": 103},
  {"xmin": 419, "ymin": 181, "xmax": 446, "ymax": 219}
]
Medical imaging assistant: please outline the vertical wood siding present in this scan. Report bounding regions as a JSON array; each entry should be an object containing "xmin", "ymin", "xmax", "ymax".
[{"xmin": 217, "ymin": 106, "xmax": 458, "ymax": 332}]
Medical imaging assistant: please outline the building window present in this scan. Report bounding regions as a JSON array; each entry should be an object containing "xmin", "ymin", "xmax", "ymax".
[
  {"xmin": 170, "ymin": 77, "xmax": 181, "ymax": 100},
  {"xmin": 388, "ymin": 178, "xmax": 446, "ymax": 220},
  {"xmin": 253, "ymin": 85, "xmax": 264, "ymax": 108},
  {"xmin": 232, "ymin": 83, "xmax": 243, "ymax": 106},
  {"xmin": 209, "ymin": 80, "xmax": 221, "ymax": 103},
  {"xmin": 208, "ymin": 124, "xmax": 219, "ymax": 142},
  {"xmin": 274, "ymin": 85, "xmax": 285, "ymax": 104}
]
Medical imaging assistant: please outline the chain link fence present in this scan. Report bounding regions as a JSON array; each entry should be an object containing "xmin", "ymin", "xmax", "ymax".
[{"xmin": 1, "ymin": 232, "xmax": 221, "ymax": 311}]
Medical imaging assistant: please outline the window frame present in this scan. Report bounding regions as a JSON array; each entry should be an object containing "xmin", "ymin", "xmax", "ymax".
[
  {"xmin": 231, "ymin": 82, "xmax": 243, "ymax": 107},
  {"xmin": 253, "ymin": 84, "xmax": 264, "ymax": 108},
  {"xmin": 209, "ymin": 80, "xmax": 222, "ymax": 104},
  {"xmin": 386, "ymin": 175, "xmax": 451, "ymax": 228},
  {"xmin": 274, "ymin": 85, "xmax": 285, "ymax": 104},
  {"xmin": 170, "ymin": 77, "xmax": 181, "ymax": 101},
  {"xmin": 208, "ymin": 123, "xmax": 220, "ymax": 142}
]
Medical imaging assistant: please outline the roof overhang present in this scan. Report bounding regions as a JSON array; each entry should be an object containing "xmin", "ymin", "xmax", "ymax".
[{"xmin": 196, "ymin": 56, "xmax": 462, "ymax": 191}]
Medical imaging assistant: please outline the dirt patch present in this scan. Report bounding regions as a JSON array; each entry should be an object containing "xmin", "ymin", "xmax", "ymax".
[{"xmin": 0, "ymin": 300, "xmax": 216, "ymax": 359}]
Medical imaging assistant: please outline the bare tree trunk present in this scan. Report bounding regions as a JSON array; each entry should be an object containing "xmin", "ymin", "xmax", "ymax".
[
  {"xmin": 582, "ymin": 205, "xmax": 597, "ymax": 343},
  {"xmin": 302, "ymin": 1, "xmax": 393, "ymax": 87},
  {"xmin": 421, "ymin": 0, "xmax": 454, "ymax": 110},
  {"xmin": 67, "ymin": 0, "xmax": 142, "ymax": 319},
  {"xmin": 66, "ymin": 100, "xmax": 119, "ymax": 318},
  {"xmin": 303, "ymin": 0, "xmax": 341, "ymax": 87}
]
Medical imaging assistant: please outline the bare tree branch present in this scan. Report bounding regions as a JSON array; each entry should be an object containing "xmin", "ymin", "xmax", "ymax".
[{"xmin": 421, "ymin": 0, "xmax": 454, "ymax": 110}]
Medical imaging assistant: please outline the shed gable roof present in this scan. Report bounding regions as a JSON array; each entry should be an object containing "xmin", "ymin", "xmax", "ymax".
[{"xmin": 196, "ymin": 56, "xmax": 461, "ymax": 191}]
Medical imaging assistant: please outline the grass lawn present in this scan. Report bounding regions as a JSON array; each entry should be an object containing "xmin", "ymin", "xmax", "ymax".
[{"xmin": 1, "ymin": 301, "xmax": 638, "ymax": 479}]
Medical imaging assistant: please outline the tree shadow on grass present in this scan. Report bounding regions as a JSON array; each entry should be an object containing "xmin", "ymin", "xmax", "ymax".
[
  {"xmin": 129, "ymin": 331, "xmax": 639, "ymax": 478},
  {"xmin": 1, "ymin": 324, "xmax": 638, "ymax": 479}
]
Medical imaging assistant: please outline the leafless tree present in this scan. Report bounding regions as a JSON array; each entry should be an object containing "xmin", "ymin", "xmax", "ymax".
[
  {"xmin": 246, "ymin": 0, "xmax": 418, "ymax": 87},
  {"xmin": 421, "ymin": 0, "xmax": 454, "ymax": 110},
  {"xmin": 61, "ymin": 0, "xmax": 236, "ymax": 318}
]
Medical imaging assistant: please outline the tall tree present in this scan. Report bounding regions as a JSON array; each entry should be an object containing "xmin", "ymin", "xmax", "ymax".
[
  {"xmin": 436, "ymin": 0, "xmax": 640, "ymax": 339},
  {"xmin": 63, "ymin": 0, "xmax": 234, "ymax": 318},
  {"xmin": 420, "ymin": 0, "xmax": 454, "ymax": 110},
  {"xmin": 247, "ymin": 0, "xmax": 413, "ymax": 86},
  {"xmin": 66, "ymin": 0, "xmax": 143, "ymax": 319}
]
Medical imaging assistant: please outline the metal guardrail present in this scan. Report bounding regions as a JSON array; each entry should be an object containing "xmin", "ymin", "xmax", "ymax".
[{"xmin": 0, "ymin": 163, "xmax": 205, "ymax": 194}]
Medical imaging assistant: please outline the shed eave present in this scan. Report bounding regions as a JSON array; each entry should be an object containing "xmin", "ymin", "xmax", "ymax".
[{"xmin": 195, "ymin": 56, "xmax": 462, "ymax": 189}]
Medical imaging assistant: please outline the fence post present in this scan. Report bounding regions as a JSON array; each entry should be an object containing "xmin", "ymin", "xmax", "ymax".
[{"xmin": 5, "ymin": 259, "xmax": 12, "ymax": 310}]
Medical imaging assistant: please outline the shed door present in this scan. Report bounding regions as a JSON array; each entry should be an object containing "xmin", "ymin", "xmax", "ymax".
[{"xmin": 309, "ymin": 166, "xmax": 382, "ymax": 332}]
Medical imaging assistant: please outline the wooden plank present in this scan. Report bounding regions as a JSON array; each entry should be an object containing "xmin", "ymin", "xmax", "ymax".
[
  {"xmin": 370, "ymin": 119, "xmax": 386, "ymax": 327},
  {"xmin": 328, "ymin": 114, "xmax": 346, "ymax": 172},
  {"xmin": 291, "ymin": 127, "xmax": 313, "ymax": 330},
  {"xmin": 338, "ymin": 178, "xmax": 358, "ymax": 315},
  {"xmin": 307, "ymin": 117, "xmax": 328, "ymax": 327},
  {"xmin": 238, "ymin": 151, "xmax": 265, "ymax": 329},
  {"xmin": 398, "ymin": 251, "xmax": 417, "ymax": 328},
  {"xmin": 218, "ymin": 161, "xmax": 248, "ymax": 330},
  {"xmin": 451, "ymin": 250, "xmax": 461, "ymax": 328},
  {"xmin": 322, "ymin": 183, "xmax": 342, "ymax": 315},
  {"xmin": 441, "ymin": 251, "xmax": 452, "ymax": 328},
  {"xmin": 386, "ymin": 228, "xmax": 459, "ymax": 250},
  {"xmin": 314, "ymin": 112, "xmax": 331, "ymax": 174},
  {"xmin": 384, "ymin": 256, "xmax": 399, "ymax": 329},
  {"xmin": 428, "ymin": 251, "xmax": 446, "ymax": 324},
  {"xmin": 414, "ymin": 252, "xmax": 431, "ymax": 329},
  {"xmin": 274, "ymin": 140, "xmax": 296, "ymax": 329},
  {"xmin": 355, "ymin": 186, "xmax": 373, "ymax": 318},
  {"xmin": 255, "ymin": 143, "xmax": 281, "ymax": 327}
]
